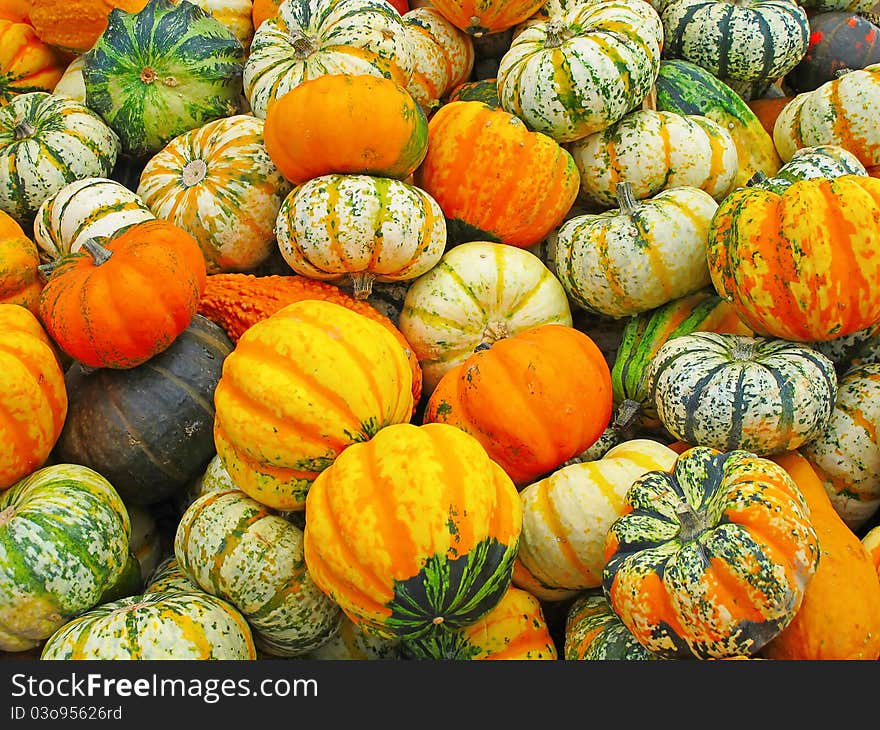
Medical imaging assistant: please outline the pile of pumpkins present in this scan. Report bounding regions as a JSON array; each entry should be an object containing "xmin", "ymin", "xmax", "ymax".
[{"xmin": 1, "ymin": 0, "xmax": 880, "ymax": 662}]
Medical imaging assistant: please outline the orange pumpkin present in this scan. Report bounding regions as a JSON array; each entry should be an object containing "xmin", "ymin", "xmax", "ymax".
[
  {"xmin": 263, "ymin": 73, "xmax": 429, "ymax": 185},
  {"xmin": 0, "ymin": 18, "xmax": 69, "ymax": 104},
  {"xmin": 746, "ymin": 96, "xmax": 795, "ymax": 138},
  {"xmin": 0, "ymin": 303, "xmax": 67, "ymax": 490},
  {"xmin": 38, "ymin": 219, "xmax": 207, "ymax": 369},
  {"xmin": 424, "ymin": 323, "xmax": 613, "ymax": 487},
  {"xmin": 29, "ymin": 0, "xmax": 148, "ymax": 53},
  {"xmin": 0, "ymin": 0, "xmax": 32, "ymax": 22},
  {"xmin": 428, "ymin": 0, "xmax": 545, "ymax": 35},
  {"xmin": 250, "ymin": 0, "xmax": 279, "ymax": 29},
  {"xmin": 863, "ymin": 526, "xmax": 880, "ymax": 579},
  {"xmin": 0, "ymin": 210, "xmax": 41, "ymax": 312}
]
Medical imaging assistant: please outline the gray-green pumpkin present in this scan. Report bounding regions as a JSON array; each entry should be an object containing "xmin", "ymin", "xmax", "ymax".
[{"xmin": 82, "ymin": 0, "xmax": 246, "ymax": 159}]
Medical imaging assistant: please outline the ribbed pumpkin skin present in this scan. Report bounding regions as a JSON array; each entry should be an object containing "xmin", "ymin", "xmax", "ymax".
[
  {"xmin": 749, "ymin": 143, "xmax": 867, "ymax": 193},
  {"xmin": 175, "ymin": 489, "xmax": 344, "ymax": 657},
  {"xmin": 496, "ymin": 0, "xmax": 663, "ymax": 144},
  {"xmin": 0, "ymin": 91, "xmax": 119, "ymax": 225},
  {"xmin": 82, "ymin": 0, "xmax": 245, "ymax": 159},
  {"xmin": 0, "ymin": 304, "xmax": 66, "ymax": 491},
  {"xmin": 429, "ymin": 0, "xmax": 545, "ymax": 35},
  {"xmin": 0, "ymin": 463, "xmax": 131, "ymax": 652},
  {"xmin": 304, "ymin": 422, "xmax": 522, "ymax": 641},
  {"xmin": 602, "ymin": 447, "xmax": 820, "ymax": 659},
  {"xmin": 413, "ymin": 100, "xmax": 580, "ymax": 248},
  {"xmin": 38, "ymin": 219, "xmax": 207, "ymax": 370},
  {"xmin": 564, "ymin": 591, "xmax": 659, "ymax": 660},
  {"xmin": 53, "ymin": 315, "xmax": 232, "ymax": 506},
  {"xmin": 34, "ymin": 176, "xmax": 155, "ymax": 262},
  {"xmin": 707, "ymin": 175, "xmax": 880, "ymax": 342},
  {"xmin": 514, "ymin": 439, "xmax": 679, "ymax": 597},
  {"xmin": 243, "ymin": 0, "xmax": 415, "ymax": 119},
  {"xmin": 801, "ymin": 362, "xmax": 880, "ymax": 530},
  {"xmin": 647, "ymin": 332, "xmax": 838, "ymax": 455},
  {"xmin": 51, "ymin": 55, "xmax": 85, "ymax": 103},
  {"xmin": 552, "ymin": 185, "xmax": 717, "ymax": 318},
  {"xmin": 424, "ymin": 324, "xmax": 613, "ymax": 487},
  {"xmin": 263, "ymin": 74, "xmax": 428, "ymax": 186},
  {"xmin": 398, "ymin": 241, "xmax": 573, "ymax": 394},
  {"xmin": 213, "ymin": 299, "xmax": 414, "ymax": 512},
  {"xmin": 773, "ymin": 64, "xmax": 880, "ymax": 166},
  {"xmin": 40, "ymin": 590, "xmax": 257, "ymax": 659},
  {"xmin": 0, "ymin": 19, "xmax": 68, "ymax": 104},
  {"xmin": 402, "ymin": 585, "xmax": 557, "ymax": 659},
  {"xmin": 144, "ymin": 555, "xmax": 198, "ymax": 595},
  {"xmin": 660, "ymin": 0, "xmax": 809, "ymax": 83},
  {"xmin": 274, "ymin": 173, "xmax": 446, "ymax": 295},
  {"xmin": 0, "ymin": 211, "xmax": 41, "ymax": 311},
  {"xmin": 137, "ymin": 114, "xmax": 292, "ymax": 274}
]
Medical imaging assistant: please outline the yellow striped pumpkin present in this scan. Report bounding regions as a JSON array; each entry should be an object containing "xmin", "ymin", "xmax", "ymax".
[
  {"xmin": 513, "ymin": 439, "xmax": 679, "ymax": 600},
  {"xmin": 213, "ymin": 299, "xmax": 414, "ymax": 511}
]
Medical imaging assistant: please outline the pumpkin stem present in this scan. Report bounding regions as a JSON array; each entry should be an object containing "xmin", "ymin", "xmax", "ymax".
[
  {"xmin": 544, "ymin": 19, "xmax": 572, "ymax": 48},
  {"xmin": 480, "ymin": 319, "xmax": 509, "ymax": 345},
  {"xmin": 140, "ymin": 67, "xmax": 158, "ymax": 84},
  {"xmin": 12, "ymin": 109, "xmax": 35, "ymax": 140},
  {"xmin": 0, "ymin": 506, "xmax": 15, "ymax": 528},
  {"xmin": 612, "ymin": 398, "xmax": 642, "ymax": 432},
  {"xmin": 729, "ymin": 337, "xmax": 756, "ymax": 362},
  {"xmin": 466, "ymin": 15, "xmax": 486, "ymax": 36},
  {"xmin": 82, "ymin": 238, "xmax": 113, "ymax": 266},
  {"xmin": 37, "ymin": 262, "xmax": 57, "ymax": 280},
  {"xmin": 288, "ymin": 30, "xmax": 316, "ymax": 58},
  {"xmin": 350, "ymin": 272, "xmax": 375, "ymax": 300},
  {"xmin": 181, "ymin": 159, "xmax": 208, "ymax": 187},
  {"xmin": 615, "ymin": 182, "xmax": 639, "ymax": 216},
  {"xmin": 747, "ymin": 171, "xmax": 768, "ymax": 187},
  {"xmin": 675, "ymin": 500, "xmax": 706, "ymax": 542}
]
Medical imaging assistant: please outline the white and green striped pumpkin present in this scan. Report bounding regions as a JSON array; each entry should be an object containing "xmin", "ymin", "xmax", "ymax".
[
  {"xmin": 51, "ymin": 55, "xmax": 86, "ymax": 104},
  {"xmin": 82, "ymin": 0, "xmax": 246, "ymax": 159},
  {"xmin": 797, "ymin": 0, "xmax": 875, "ymax": 13},
  {"xmin": 0, "ymin": 91, "xmax": 119, "ymax": 225},
  {"xmin": 398, "ymin": 240, "xmax": 573, "ymax": 394},
  {"xmin": 175, "ymin": 489, "xmax": 345, "ymax": 657},
  {"xmin": 801, "ymin": 363, "xmax": 880, "ymax": 531},
  {"xmin": 564, "ymin": 591, "xmax": 660, "ymax": 660},
  {"xmin": 647, "ymin": 332, "xmax": 838, "ymax": 455},
  {"xmin": 40, "ymin": 590, "xmax": 257, "ymax": 659},
  {"xmin": 137, "ymin": 114, "xmax": 292, "ymax": 274},
  {"xmin": 496, "ymin": 0, "xmax": 663, "ymax": 143},
  {"xmin": 748, "ymin": 144, "xmax": 868, "ymax": 192},
  {"xmin": 32, "ymin": 177, "xmax": 155, "ymax": 262},
  {"xmin": 243, "ymin": 0, "xmax": 416, "ymax": 119},
  {"xmin": 0, "ymin": 463, "xmax": 131, "ymax": 652},
  {"xmin": 177, "ymin": 453, "xmax": 241, "ymax": 515},
  {"xmin": 144, "ymin": 555, "xmax": 199, "ymax": 595},
  {"xmin": 566, "ymin": 109, "xmax": 739, "ymax": 208},
  {"xmin": 660, "ymin": 0, "xmax": 810, "ymax": 84},
  {"xmin": 772, "ymin": 64, "xmax": 880, "ymax": 167},
  {"xmin": 808, "ymin": 322, "xmax": 880, "ymax": 374},
  {"xmin": 274, "ymin": 173, "xmax": 447, "ymax": 298},
  {"xmin": 552, "ymin": 182, "xmax": 717, "ymax": 318}
]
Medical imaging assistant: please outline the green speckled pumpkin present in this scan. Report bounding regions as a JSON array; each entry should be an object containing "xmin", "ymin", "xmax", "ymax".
[
  {"xmin": 144, "ymin": 554, "xmax": 198, "ymax": 595},
  {"xmin": 0, "ymin": 463, "xmax": 131, "ymax": 652},
  {"xmin": 564, "ymin": 591, "xmax": 660, "ymax": 660},
  {"xmin": 748, "ymin": 144, "xmax": 868, "ymax": 193}
]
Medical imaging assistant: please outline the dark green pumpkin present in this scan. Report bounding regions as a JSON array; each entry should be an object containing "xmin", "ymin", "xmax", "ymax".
[{"xmin": 52, "ymin": 315, "xmax": 233, "ymax": 506}]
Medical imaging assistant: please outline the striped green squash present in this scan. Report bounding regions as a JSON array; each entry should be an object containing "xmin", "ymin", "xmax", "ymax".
[
  {"xmin": 82, "ymin": 0, "xmax": 246, "ymax": 159},
  {"xmin": 748, "ymin": 144, "xmax": 868, "ymax": 193},
  {"xmin": 660, "ymin": 0, "xmax": 809, "ymax": 84},
  {"xmin": 0, "ymin": 463, "xmax": 131, "ymax": 652},
  {"xmin": 40, "ymin": 590, "xmax": 257, "ymax": 659},
  {"xmin": 646, "ymin": 332, "xmax": 838, "ymax": 455},
  {"xmin": 144, "ymin": 555, "xmax": 198, "ymax": 595},
  {"xmin": 175, "ymin": 489, "xmax": 344, "ymax": 657},
  {"xmin": 564, "ymin": 591, "xmax": 660, "ymax": 660},
  {"xmin": 496, "ymin": 0, "xmax": 663, "ymax": 143},
  {"xmin": 654, "ymin": 58, "xmax": 782, "ymax": 187},
  {"xmin": 33, "ymin": 176, "xmax": 155, "ymax": 262},
  {"xmin": 0, "ymin": 91, "xmax": 120, "ymax": 225}
]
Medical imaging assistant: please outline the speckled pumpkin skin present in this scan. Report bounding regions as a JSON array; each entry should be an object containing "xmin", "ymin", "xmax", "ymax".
[
  {"xmin": 602, "ymin": 447, "xmax": 821, "ymax": 659},
  {"xmin": 564, "ymin": 591, "xmax": 659, "ymax": 661}
]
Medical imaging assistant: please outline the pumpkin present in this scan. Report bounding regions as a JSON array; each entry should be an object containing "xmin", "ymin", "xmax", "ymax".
[
  {"xmin": 445, "ymin": 77, "xmax": 501, "ymax": 107},
  {"xmin": 413, "ymin": 100, "xmax": 580, "ymax": 248},
  {"xmin": 0, "ymin": 463, "xmax": 131, "ymax": 652},
  {"xmin": 496, "ymin": 0, "xmax": 664, "ymax": 144},
  {"xmin": 50, "ymin": 54, "xmax": 85, "ymax": 103},
  {"xmin": 773, "ymin": 63, "xmax": 880, "ymax": 167},
  {"xmin": 38, "ymin": 219, "xmax": 207, "ymax": 370},
  {"xmin": 263, "ymin": 73, "xmax": 428, "ymax": 186},
  {"xmin": 177, "ymin": 0, "xmax": 255, "ymax": 50},
  {"xmin": 243, "ymin": 0, "xmax": 415, "ymax": 119},
  {"xmin": 566, "ymin": 109, "xmax": 739, "ymax": 208},
  {"xmin": 304, "ymin": 615, "xmax": 403, "ymax": 660},
  {"xmin": 808, "ymin": 322, "xmax": 880, "ymax": 374},
  {"xmin": 53, "ymin": 315, "xmax": 232, "ymax": 506},
  {"xmin": 0, "ymin": 210, "xmax": 40, "ymax": 311},
  {"xmin": 707, "ymin": 175, "xmax": 880, "ymax": 341},
  {"xmin": 0, "ymin": 91, "xmax": 119, "ymax": 225},
  {"xmin": 0, "ymin": 0, "xmax": 32, "ymax": 22},
  {"xmin": 196, "ymin": 272, "xmax": 423, "ymax": 409},
  {"xmin": 564, "ymin": 591, "xmax": 660, "ymax": 660},
  {"xmin": 0, "ymin": 19, "xmax": 68, "ymax": 104},
  {"xmin": 424, "ymin": 323, "xmax": 613, "ymax": 487},
  {"xmin": 747, "ymin": 143, "xmax": 867, "ymax": 192},
  {"xmin": 552, "ymin": 182, "xmax": 717, "ymax": 318},
  {"xmin": 97, "ymin": 550, "xmax": 143, "ymax": 605},
  {"xmin": 798, "ymin": 0, "xmax": 876, "ymax": 16},
  {"xmin": 513, "ymin": 439, "xmax": 679, "ymax": 599},
  {"xmin": 759, "ymin": 450, "xmax": 880, "ymax": 660},
  {"xmin": 602, "ymin": 446, "xmax": 820, "ymax": 659},
  {"xmin": 303, "ymin": 421, "xmax": 522, "ymax": 641},
  {"xmin": 398, "ymin": 240, "xmax": 573, "ymax": 394},
  {"xmin": 800, "ymin": 362, "xmax": 880, "ymax": 530},
  {"xmin": 428, "ymin": 0, "xmax": 545, "ymax": 35},
  {"xmin": 746, "ymin": 95, "xmax": 795, "ymax": 136},
  {"xmin": 137, "ymin": 114, "xmax": 292, "ymax": 274},
  {"xmin": 0, "ymin": 303, "xmax": 66, "ymax": 491},
  {"xmin": 274, "ymin": 173, "xmax": 446, "ymax": 299},
  {"xmin": 82, "ymin": 0, "xmax": 245, "ymax": 160},
  {"xmin": 144, "ymin": 555, "xmax": 198, "ymax": 594},
  {"xmin": 175, "ymin": 489, "xmax": 344, "ymax": 657},
  {"xmin": 28, "ymin": 0, "xmax": 148, "ymax": 54},
  {"xmin": 40, "ymin": 589, "xmax": 257, "ymax": 659},
  {"xmin": 646, "ymin": 332, "xmax": 838, "ymax": 455},
  {"xmin": 213, "ymin": 299, "xmax": 414, "ymax": 512},
  {"xmin": 251, "ymin": 0, "xmax": 279, "ymax": 28},
  {"xmin": 33, "ymin": 176, "xmax": 155, "ymax": 263},
  {"xmin": 863, "ymin": 526, "xmax": 880, "ymax": 577}
]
